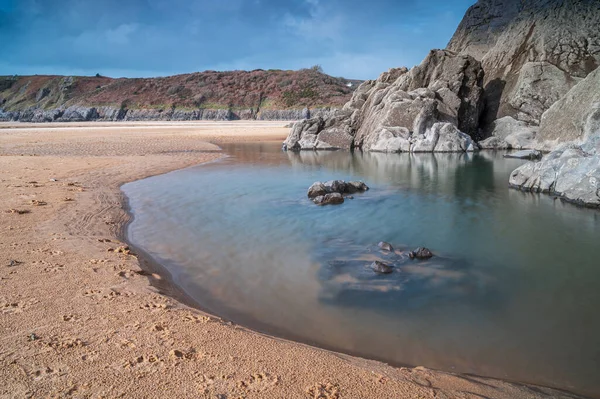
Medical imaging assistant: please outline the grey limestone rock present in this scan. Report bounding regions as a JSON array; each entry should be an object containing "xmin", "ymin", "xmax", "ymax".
[
  {"xmin": 313, "ymin": 193, "xmax": 344, "ymax": 206},
  {"xmin": 537, "ymin": 67, "xmax": 600, "ymax": 146},
  {"xmin": 409, "ymin": 247, "xmax": 434, "ymax": 260},
  {"xmin": 370, "ymin": 261, "xmax": 393, "ymax": 274},
  {"xmin": 448, "ymin": 0, "xmax": 600, "ymax": 129},
  {"xmin": 307, "ymin": 180, "xmax": 369, "ymax": 200},
  {"xmin": 509, "ymin": 132, "xmax": 600, "ymax": 207},
  {"xmin": 479, "ymin": 116, "xmax": 538, "ymax": 149},
  {"xmin": 285, "ymin": 50, "xmax": 484, "ymax": 153},
  {"xmin": 378, "ymin": 242, "xmax": 393, "ymax": 252}
]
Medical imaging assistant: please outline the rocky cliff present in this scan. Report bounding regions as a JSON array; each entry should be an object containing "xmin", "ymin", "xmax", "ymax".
[
  {"xmin": 285, "ymin": 0, "xmax": 600, "ymax": 154},
  {"xmin": 508, "ymin": 67, "xmax": 600, "ymax": 207},
  {"xmin": 284, "ymin": 50, "xmax": 483, "ymax": 153},
  {"xmin": 448, "ymin": 0, "xmax": 600, "ymax": 136},
  {"xmin": 0, "ymin": 69, "xmax": 360, "ymax": 122}
]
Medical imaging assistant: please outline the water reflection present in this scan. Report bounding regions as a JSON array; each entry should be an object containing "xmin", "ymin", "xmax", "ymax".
[{"xmin": 124, "ymin": 144, "xmax": 600, "ymax": 398}]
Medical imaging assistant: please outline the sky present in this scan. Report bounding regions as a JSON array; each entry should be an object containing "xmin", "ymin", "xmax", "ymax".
[{"xmin": 0, "ymin": 0, "xmax": 475, "ymax": 80}]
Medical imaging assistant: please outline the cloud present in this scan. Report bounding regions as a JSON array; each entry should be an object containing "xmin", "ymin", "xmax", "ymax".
[{"xmin": 105, "ymin": 23, "xmax": 138, "ymax": 45}]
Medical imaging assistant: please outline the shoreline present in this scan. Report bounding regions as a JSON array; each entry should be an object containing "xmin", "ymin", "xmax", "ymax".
[{"xmin": 0, "ymin": 121, "xmax": 589, "ymax": 398}]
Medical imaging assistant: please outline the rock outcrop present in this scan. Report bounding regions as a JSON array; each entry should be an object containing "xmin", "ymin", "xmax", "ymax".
[
  {"xmin": 509, "ymin": 135, "xmax": 600, "ymax": 208},
  {"xmin": 536, "ymin": 66, "xmax": 600, "ymax": 147},
  {"xmin": 509, "ymin": 86, "xmax": 600, "ymax": 208},
  {"xmin": 478, "ymin": 116, "xmax": 537, "ymax": 150},
  {"xmin": 448, "ymin": 0, "xmax": 600, "ymax": 133},
  {"xmin": 0, "ymin": 105, "xmax": 340, "ymax": 123},
  {"xmin": 285, "ymin": 50, "xmax": 484, "ymax": 153}
]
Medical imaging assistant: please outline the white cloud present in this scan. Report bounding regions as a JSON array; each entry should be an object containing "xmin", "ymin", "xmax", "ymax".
[
  {"xmin": 281, "ymin": 0, "xmax": 344, "ymax": 43},
  {"xmin": 105, "ymin": 23, "xmax": 139, "ymax": 45}
]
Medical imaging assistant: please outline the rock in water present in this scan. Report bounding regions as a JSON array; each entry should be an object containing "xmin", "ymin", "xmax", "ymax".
[
  {"xmin": 503, "ymin": 150, "xmax": 542, "ymax": 160},
  {"xmin": 346, "ymin": 181, "xmax": 369, "ymax": 193},
  {"xmin": 313, "ymin": 193, "xmax": 344, "ymax": 206},
  {"xmin": 371, "ymin": 261, "xmax": 393, "ymax": 274},
  {"xmin": 307, "ymin": 182, "xmax": 327, "ymax": 199},
  {"xmin": 509, "ymin": 134, "xmax": 600, "ymax": 208},
  {"xmin": 409, "ymin": 247, "xmax": 434, "ymax": 259},
  {"xmin": 378, "ymin": 242, "xmax": 394, "ymax": 252},
  {"xmin": 324, "ymin": 180, "xmax": 347, "ymax": 194},
  {"xmin": 307, "ymin": 180, "xmax": 369, "ymax": 200}
]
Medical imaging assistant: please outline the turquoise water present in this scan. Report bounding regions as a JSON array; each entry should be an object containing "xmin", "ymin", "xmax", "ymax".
[{"xmin": 123, "ymin": 143, "xmax": 600, "ymax": 397}]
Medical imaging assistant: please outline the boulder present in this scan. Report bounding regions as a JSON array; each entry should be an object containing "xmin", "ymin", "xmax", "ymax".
[
  {"xmin": 307, "ymin": 180, "xmax": 368, "ymax": 204},
  {"xmin": 509, "ymin": 133, "xmax": 600, "ymax": 208},
  {"xmin": 313, "ymin": 193, "xmax": 344, "ymax": 206},
  {"xmin": 409, "ymin": 247, "xmax": 434, "ymax": 260},
  {"xmin": 378, "ymin": 242, "xmax": 393, "ymax": 252},
  {"xmin": 307, "ymin": 182, "xmax": 327, "ymax": 199},
  {"xmin": 346, "ymin": 181, "xmax": 369, "ymax": 193},
  {"xmin": 370, "ymin": 261, "xmax": 393, "ymax": 274}
]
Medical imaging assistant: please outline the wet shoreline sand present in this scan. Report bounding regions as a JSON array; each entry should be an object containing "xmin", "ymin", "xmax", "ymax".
[{"xmin": 0, "ymin": 121, "xmax": 587, "ymax": 398}]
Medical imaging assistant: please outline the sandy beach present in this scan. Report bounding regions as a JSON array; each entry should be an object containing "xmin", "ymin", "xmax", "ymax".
[{"xmin": 0, "ymin": 121, "xmax": 582, "ymax": 399}]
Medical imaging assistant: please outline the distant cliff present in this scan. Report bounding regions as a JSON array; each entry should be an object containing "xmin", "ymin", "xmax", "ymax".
[{"xmin": 0, "ymin": 69, "xmax": 362, "ymax": 122}]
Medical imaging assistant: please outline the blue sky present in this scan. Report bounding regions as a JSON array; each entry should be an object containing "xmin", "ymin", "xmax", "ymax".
[{"xmin": 0, "ymin": 0, "xmax": 475, "ymax": 79}]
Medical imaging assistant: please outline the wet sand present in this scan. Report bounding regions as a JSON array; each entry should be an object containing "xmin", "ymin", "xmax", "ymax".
[{"xmin": 0, "ymin": 121, "xmax": 583, "ymax": 398}]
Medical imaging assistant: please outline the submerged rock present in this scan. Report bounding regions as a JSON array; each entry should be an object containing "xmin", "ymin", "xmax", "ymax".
[
  {"xmin": 504, "ymin": 150, "xmax": 542, "ymax": 160},
  {"xmin": 378, "ymin": 242, "xmax": 394, "ymax": 252},
  {"xmin": 370, "ymin": 261, "xmax": 393, "ymax": 274},
  {"xmin": 409, "ymin": 247, "xmax": 434, "ymax": 259},
  {"xmin": 313, "ymin": 193, "xmax": 344, "ymax": 206}
]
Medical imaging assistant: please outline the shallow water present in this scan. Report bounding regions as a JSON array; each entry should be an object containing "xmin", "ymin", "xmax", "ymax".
[{"xmin": 123, "ymin": 143, "xmax": 600, "ymax": 397}]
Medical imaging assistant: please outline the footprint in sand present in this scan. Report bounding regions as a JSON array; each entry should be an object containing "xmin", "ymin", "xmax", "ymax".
[
  {"xmin": 306, "ymin": 381, "xmax": 341, "ymax": 399},
  {"xmin": 62, "ymin": 314, "xmax": 80, "ymax": 322},
  {"xmin": 103, "ymin": 290, "xmax": 136, "ymax": 301},
  {"xmin": 43, "ymin": 264, "xmax": 65, "ymax": 273},
  {"xmin": 32, "ymin": 366, "xmax": 63, "ymax": 381},
  {"xmin": 122, "ymin": 354, "xmax": 163, "ymax": 369},
  {"xmin": 183, "ymin": 314, "xmax": 214, "ymax": 324},
  {"xmin": 237, "ymin": 372, "xmax": 280, "ymax": 393},
  {"xmin": 4, "ymin": 209, "xmax": 30, "ymax": 215},
  {"xmin": 82, "ymin": 289, "xmax": 102, "ymax": 299},
  {"xmin": 169, "ymin": 348, "xmax": 197, "ymax": 360},
  {"xmin": 40, "ymin": 336, "xmax": 86, "ymax": 350},
  {"xmin": 1, "ymin": 296, "xmax": 38, "ymax": 314}
]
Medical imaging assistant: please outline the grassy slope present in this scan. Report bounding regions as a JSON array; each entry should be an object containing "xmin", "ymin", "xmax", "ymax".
[{"xmin": 0, "ymin": 70, "xmax": 362, "ymax": 112}]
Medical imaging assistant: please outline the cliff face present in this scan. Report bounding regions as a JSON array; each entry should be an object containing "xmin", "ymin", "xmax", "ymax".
[
  {"xmin": 284, "ymin": 50, "xmax": 484, "ymax": 152},
  {"xmin": 448, "ymin": 0, "xmax": 600, "ymax": 131},
  {"xmin": 0, "ymin": 70, "xmax": 360, "ymax": 122}
]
